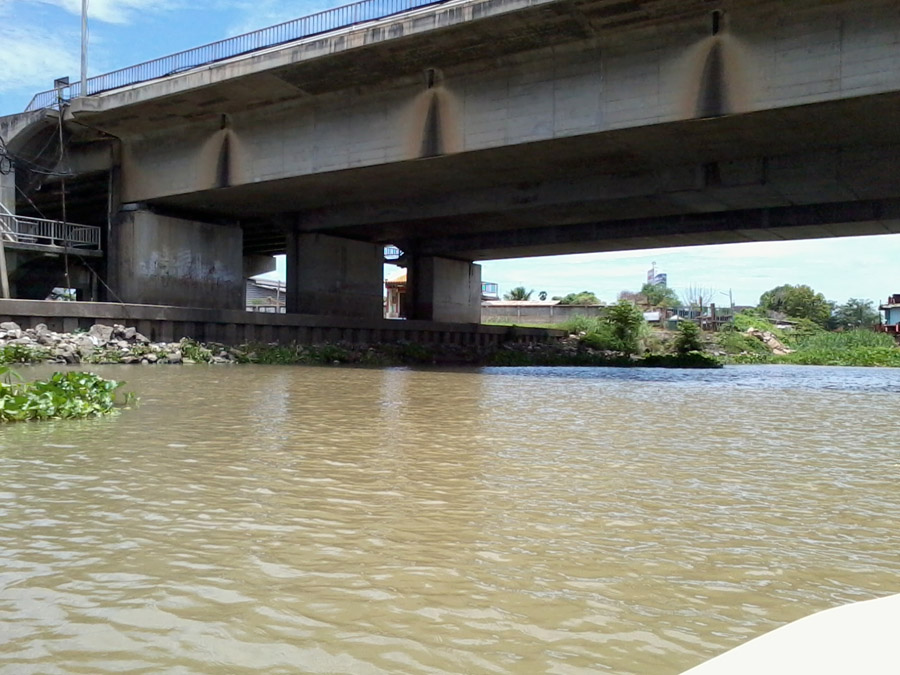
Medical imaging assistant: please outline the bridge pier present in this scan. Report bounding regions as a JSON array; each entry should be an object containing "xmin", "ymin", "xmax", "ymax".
[
  {"xmin": 110, "ymin": 209, "xmax": 244, "ymax": 309},
  {"xmin": 285, "ymin": 232, "xmax": 383, "ymax": 317},
  {"xmin": 408, "ymin": 256, "xmax": 482, "ymax": 324},
  {"xmin": 0, "ymin": 167, "xmax": 14, "ymax": 215}
]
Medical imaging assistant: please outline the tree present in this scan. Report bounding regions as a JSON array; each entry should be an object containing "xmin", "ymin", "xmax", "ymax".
[
  {"xmin": 673, "ymin": 320, "xmax": 704, "ymax": 355},
  {"xmin": 832, "ymin": 298, "xmax": 880, "ymax": 329},
  {"xmin": 504, "ymin": 286, "xmax": 533, "ymax": 301},
  {"xmin": 681, "ymin": 284, "xmax": 718, "ymax": 314},
  {"xmin": 640, "ymin": 283, "xmax": 680, "ymax": 309},
  {"xmin": 605, "ymin": 300, "xmax": 647, "ymax": 355},
  {"xmin": 556, "ymin": 290, "xmax": 601, "ymax": 305},
  {"xmin": 617, "ymin": 289, "xmax": 646, "ymax": 305},
  {"xmin": 758, "ymin": 284, "xmax": 831, "ymax": 326}
]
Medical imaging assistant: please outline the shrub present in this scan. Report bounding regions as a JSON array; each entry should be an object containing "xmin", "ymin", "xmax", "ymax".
[
  {"xmin": 673, "ymin": 320, "xmax": 704, "ymax": 355},
  {"xmin": 558, "ymin": 314, "xmax": 606, "ymax": 335},
  {"xmin": 605, "ymin": 300, "xmax": 647, "ymax": 355},
  {"xmin": 579, "ymin": 323, "xmax": 617, "ymax": 351}
]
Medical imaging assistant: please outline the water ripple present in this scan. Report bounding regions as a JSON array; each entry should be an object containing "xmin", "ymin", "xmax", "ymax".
[{"xmin": 1, "ymin": 364, "xmax": 899, "ymax": 674}]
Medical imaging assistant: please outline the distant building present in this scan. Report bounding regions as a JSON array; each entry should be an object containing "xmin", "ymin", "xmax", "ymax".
[
  {"xmin": 481, "ymin": 282, "xmax": 500, "ymax": 300},
  {"xmin": 246, "ymin": 278, "xmax": 286, "ymax": 313},
  {"xmin": 384, "ymin": 273, "xmax": 499, "ymax": 318},
  {"xmin": 878, "ymin": 294, "xmax": 900, "ymax": 335},
  {"xmin": 646, "ymin": 262, "xmax": 667, "ymax": 287},
  {"xmin": 385, "ymin": 270, "xmax": 407, "ymax": 318}
]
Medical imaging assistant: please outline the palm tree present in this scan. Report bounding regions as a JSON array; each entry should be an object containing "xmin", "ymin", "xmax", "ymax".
[{"xmin": 504, "ymin": 286, "xmax": 534, "ymax": 301}]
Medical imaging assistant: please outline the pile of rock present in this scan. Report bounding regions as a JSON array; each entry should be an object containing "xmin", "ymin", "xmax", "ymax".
[
  {"xmin": 0, "ymin": 322, "xmax": 235, "ymax": 365},
  {"xmin": 745, "ymin": 327, "xmax": 794, "ymax": 355}
]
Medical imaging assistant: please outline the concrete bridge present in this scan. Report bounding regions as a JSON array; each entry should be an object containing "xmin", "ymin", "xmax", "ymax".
[{"xmin": 1, "ymin": 0, "xmax": 899, "ymax": 322}]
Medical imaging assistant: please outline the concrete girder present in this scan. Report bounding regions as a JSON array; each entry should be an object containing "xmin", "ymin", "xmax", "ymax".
[
  {"xmin": 295, "ymin": 145, "xmax": 900, "ymax": 230},
  {"xmin": 412, "ymin": 198, "xmax": 900, "ymax": 260}
]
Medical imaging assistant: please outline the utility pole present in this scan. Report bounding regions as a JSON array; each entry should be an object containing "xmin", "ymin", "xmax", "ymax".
[
  {"xmin": 80, "ymin": 0, "xmax": 88, "ymax": 96},
  {"xmin": 0, "ymin": 228, "xmax": 9, "ymax": 299}
]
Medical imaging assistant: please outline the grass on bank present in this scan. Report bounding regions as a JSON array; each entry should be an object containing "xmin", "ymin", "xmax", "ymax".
[
  {"xmin": 492, "ymin": 307, "xmax": 900, "ymax": 368},
  {"xmin": 0, "ymin": 366, "xmax": 133, "ymax": 423},
  {"xmin": 778, "ymin": 330, "xmax": 900, "ymax": 367},
  {"xmin": 717, "ymin": 314, "xmax": 900, "ymax": 367}
]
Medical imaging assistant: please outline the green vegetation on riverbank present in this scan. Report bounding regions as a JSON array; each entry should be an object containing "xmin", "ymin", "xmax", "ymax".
[
  {"xmin": 492, "ymin": 308, "xmax": 900, "ymax": 368},
  {"xmin": 223, "ymin": 340, "xmax": 722, "ymax": 368},
  {"xmin": 219, "ymin": 303, "xmax": 722, "ymax": 369},
  {"xmin": 0, "ymin": 367, "xmax": 132, "ymax": 423},
  {"xmin": 720, "ymin": 323, "xmax": 900, "ymax": 367}
]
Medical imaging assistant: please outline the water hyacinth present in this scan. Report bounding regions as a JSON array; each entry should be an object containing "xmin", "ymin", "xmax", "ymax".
[{"xmin": 0, "ymin": 367, "xmax": 133, "ymax": 423}]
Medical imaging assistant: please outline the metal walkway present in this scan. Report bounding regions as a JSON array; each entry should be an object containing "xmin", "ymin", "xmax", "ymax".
[{"xmin": 0, "ymin": 205, "xmax": 102, "ymax": 256}]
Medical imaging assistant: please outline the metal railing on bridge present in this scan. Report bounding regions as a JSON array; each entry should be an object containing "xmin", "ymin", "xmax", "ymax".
[
  {"xmin": 0, "ymin": 212, "xmax": 102, "ymax": 252},
  {"xmin": 26, "ymin": 0, "xmax": 449, "ymax": 112}
]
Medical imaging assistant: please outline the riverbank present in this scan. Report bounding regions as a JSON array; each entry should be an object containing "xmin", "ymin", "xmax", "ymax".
[
  {"xmin": 0, "ymin": 321, "xmax": 721, "ymax": 368},
  {"xmin": 489, "ymin": 314, "xmax": 900, "ymax": 368}
]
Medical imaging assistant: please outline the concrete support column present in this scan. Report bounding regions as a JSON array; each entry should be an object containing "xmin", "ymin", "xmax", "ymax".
[
  {"xmin": 112, "ymin": 208, "xmax": 244, "ymax": 309},
  {"xmin": 285, "ymin": 231, "xmax": 383, "ymax": 317},
  {"xmin": 0, "ymin": 168, "xmax": 14, "ymax": 298},
  {"xmin": 0, "ymin": 167, "xmax": 14, "ymax": 215},
  {"xmin": 409, "ymin": 256, "xmax": 482, "ymax": 323}
]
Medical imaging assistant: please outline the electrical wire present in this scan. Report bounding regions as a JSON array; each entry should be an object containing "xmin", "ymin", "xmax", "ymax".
[
  {"xmin": 0, "ymin": 127, "xmax": 73, "ymax": 178},
  {"xmin": 55, "ymin": 93, "xmax": 72, "ymax": 293}
]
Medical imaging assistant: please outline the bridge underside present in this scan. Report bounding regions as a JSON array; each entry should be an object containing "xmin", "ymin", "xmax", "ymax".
[
  {"xmin": 145, "ymin": 91, "xmax": 900, "ymax": 260},
  {"xmin": 5, "ymin": 0, "xmax": 900, "ymax": 320}
]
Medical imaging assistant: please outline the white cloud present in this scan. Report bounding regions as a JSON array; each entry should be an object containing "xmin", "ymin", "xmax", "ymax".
[
  {"xmin": 0, "ymin": 24, "xmax": 79, "ymax": 94},
  {"xmin": 24, "ymin": 0, "xmax": 181, "ymax": 24}
]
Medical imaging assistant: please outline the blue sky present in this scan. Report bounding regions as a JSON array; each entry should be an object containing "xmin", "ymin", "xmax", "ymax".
[{"xmin": 1, "ymin": 0, "xmax": 897, "ymax": 309}]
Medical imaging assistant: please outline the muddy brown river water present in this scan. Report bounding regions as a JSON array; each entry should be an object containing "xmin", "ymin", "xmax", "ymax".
[{"xmin": 1, "ymin": 364, "xmax": 899, "ymax": 674}]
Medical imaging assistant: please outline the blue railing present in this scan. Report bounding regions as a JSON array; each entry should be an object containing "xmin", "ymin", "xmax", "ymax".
[{"xmin": 25, "ymin": 0, "xmax": 448, "ymax": 112}]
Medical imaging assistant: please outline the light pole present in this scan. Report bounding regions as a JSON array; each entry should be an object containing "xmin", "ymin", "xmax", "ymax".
[
  {"xmin": 80, "ymin": 0, "xmax": 88, "ymax": 96},
  {"xmin": 720, "ymin": 289, "xmax": 735, "ymax": 318}
]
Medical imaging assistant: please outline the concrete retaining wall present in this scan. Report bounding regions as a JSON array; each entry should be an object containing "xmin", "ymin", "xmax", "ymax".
[
  {"xmin": 482, "ymin": 304, "xmax": 605, "ymax": 325},
  {"xmin": 0, "ymin": 299, "xmax": 563, "ymax": 346}
]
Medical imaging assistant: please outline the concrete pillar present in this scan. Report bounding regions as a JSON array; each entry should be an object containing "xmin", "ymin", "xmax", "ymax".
[
  {"xmin": 409, "ymin": 256, "xmax": 482, "ymax": 323},
  {"xmin": 285, "ymin": 232, "xmax": 383, "ymax": 317},
  {"xmin": 0, "ymin": 169, "xmax": 13, "ymax": 298},
  {"xmin": 0, "ymin": 167, "xmax": 14, "ymax": 215},
  {"xmin": 112, "ymin": 208, "xmax": 244, "ymax": 309}
]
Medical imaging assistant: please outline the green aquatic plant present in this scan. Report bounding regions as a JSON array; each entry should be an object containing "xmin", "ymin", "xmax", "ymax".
[
  {"xmin": 0, "ymin": 343, "xmax": 50, "ymax": 364},
  {"xmin": 180, "ymin": 339, "xmax": 213, "ymax": 363},
  {"xmin": 0, "ymin": 368, "xmax": 133, "ymax": 423}
]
